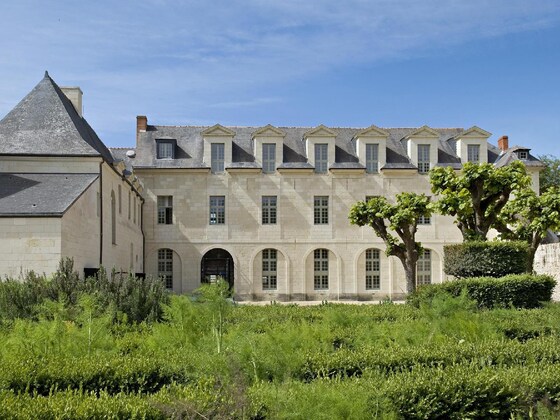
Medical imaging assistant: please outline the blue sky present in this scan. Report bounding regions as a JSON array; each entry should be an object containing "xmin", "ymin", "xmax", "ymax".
[{"xmin": 1, "ymin": 0, "xmax": 559, "ymax": 156}]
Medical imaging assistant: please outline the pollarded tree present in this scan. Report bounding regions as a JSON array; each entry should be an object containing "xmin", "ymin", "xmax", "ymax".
[
  {"xmin": 430, "ymin": 161, "xmax": 531, "ymax": 241},
  {"xmin": 497, "ymin": 187, "xmax": 560, "ymax": 271},
  {"xmin": 349, "ymin": 193, "xmax": 432, "ymax": 293}
]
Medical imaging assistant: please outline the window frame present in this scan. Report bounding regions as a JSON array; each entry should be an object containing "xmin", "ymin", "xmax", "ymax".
[
  {"xmin": 365, "ymin": 248, "xmax": 381, "ymax": 290},
  {"xmin": 517, "ymin": 150, "xmax": 529, "ymax": 160},
  {"xmin": 157, "ymin": 248, "xmax": 173, "ymax": 289},
  {"xmin": 262, "ymin": 248, "xmax": 278, "ymax": 290},
  {"xmin": 417, "ymin": 215, "xmax": 431, "ymax": 225},
  {"xmin": 417, "ymin": 144, "xmax": 431, "ymax": 174},
  {"xmin": 211, "ymin": 143, "xmax": 225, "ymax": 173},
  {"xmin": 156, "ymin": 140, "xmax": 175, "ymax": 159},
  {"xmin": 314, "ymin": 196, "xmax": 329, "ymax": 225},
  {"xmin": 417, "ymin": 249, "xmax": 432, "ymax": 286},
  {"xmin": 209, "ymin": 195, "xmax": 226, "ymax": 225},
  {"xmin": 262, "ymin": 195, "xmax": 277, "ymax": 225},
  {"xmin": 262, "ymin": 143, "xmax": 276, "ymax": 174},
  {"xmin": 157, "ymin": 196, "xmax": 173, "ymax": 225},
  {"xmin": 467, "ymin": 144, "xmax": 480, "ymax": 163},
  {"xmin": 366, "ymin": 143, "xmax": 379, "ymax": 174},
  {"xmin": 314, "ymin": 249, "xmax": 329, "ymax": 290},
  {"xmin": 314, "ymin": 143, "xmax": 328, "ymax": 174}
]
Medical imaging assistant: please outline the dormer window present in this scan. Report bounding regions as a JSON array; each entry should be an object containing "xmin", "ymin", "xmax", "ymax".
[
  {"xmin": 262, "ymin": 143, "xmax": 276, "ymax": 173},
  {"xmin": 211, "ymin": 143, "xmax": 225, "ymax": 173},
  {"xmin": 517, "ymin": 150, "xmax": 528, "ymax": 160},
  {"xmin": 417, "ymin": 145, "xmax": 431, "ymax": 173},
  {"xmin": 467, "ymin": 144, "xmax": 480, "ymax": 163},
  {"xmin": 366, "ymin": 143, "xmax": 379, "ymax": 173},
  {"xmin": 156, "ymin": 139, "xmax": 175, "ymax": 159}
]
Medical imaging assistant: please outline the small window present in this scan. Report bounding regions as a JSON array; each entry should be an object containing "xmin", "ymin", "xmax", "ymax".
[
  {"xmin": 417, "ymin": 249, "xmax": 432, "ymax": 286},
  {"xmin": 467, "ymin": 144, "xmax": 480, "ymax": 163},
  {"xmin": 365, "ymin": 249, "xmax": 381, "ymax": 290},
  {"xmin": 314, "ymin": 249, "xmax": 329, "ymax": 290},
  {"xmin": 133, "ymin": 196, "xmax": 137, "ymax": 224},
  {"xmin": 211, "ymin": 143, "xmax": 225, "ymax": 173},
  {"xmin": 262, "ymin": 196, "xmax": 277, "ymax": 224},
  {"xmin": 157, "ymin": 141, "xmax": 175, "ymax": 159},
  {"xmin": 111, "ymin": 190, "xmax": 116, "ymax": 245},
  {"xmin": 315, "ymin": 144, "xmax": 328, "ymax": 173},
  {"xmin": 366, "ymin": 143, "xmax": 379, "ymax": 173},
  {"xmin": 262, "ymin": 143, "xmax": 276, "ymax": 174},
  {"xmin": 418, "ymin": 144, "xmax": 431, "ymax": 174},
  {"xmin": 209, "ymin": 196, "xmax": 225, "ymax": 225},
  {"xmin": 314, "ymin": 196, "xmax": 329, "ymax": 225},
  {"xmin": 157, "ymin": 196, "xmax": 173, "ymax": 225},
  {"xmin": 158, "ymin": 248, "xmax": 173, "ymax": 289},
  {"xmin": 262, "ymin": 249, "xmax": 277, "ymax": 290},
  {"xmin": 128, "ymin": 191, "xmax": 131, "ymax": 220},
  {"xmin": 417, "ymin": 215, "xmax": 431, "ymax": 225},
  {"xmin": 517, "ymin": 150, "xmax": 528, "ymax": 160},
  {"xmin": 118, "ymin": 185, "xmax": 122, "ymax": 214}
]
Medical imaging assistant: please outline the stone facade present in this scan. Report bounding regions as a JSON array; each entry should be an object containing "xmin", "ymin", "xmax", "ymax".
[{"xmin": 535, "ymin": 243, "xmax": 560, "ymax": 301}]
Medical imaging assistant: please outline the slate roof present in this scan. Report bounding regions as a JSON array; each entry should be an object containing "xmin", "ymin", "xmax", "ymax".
[
  {"xmin": 0, "ymin": 173, "xmax": 98, "ymax": 216},
  {"xmin": 132, "ymin": 125, "xmax": 475, "ymax": 170},
  {"xmin": 494, "ymin": 147, "xmax": 544, "ymax": 168},
  {"xmin": 0, "ymin": 72, "xmax": 113, "ymax": 163}
]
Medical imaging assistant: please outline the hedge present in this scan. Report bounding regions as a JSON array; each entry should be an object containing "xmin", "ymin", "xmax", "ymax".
[
  {"xmin": 444, "ymin": 241, "xmax": 529, "ymax": 278},
  {"xmin": 407, "ymin": 274, "xmax": 555, "ymax": 309}
]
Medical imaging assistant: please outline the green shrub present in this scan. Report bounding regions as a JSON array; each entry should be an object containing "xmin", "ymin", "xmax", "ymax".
[
  {"xmin": 444, "ymin": 241, "xmax": 529, "ymax": 278},
  {"xmin": 407, "ymin": 274, "xmax": 555, "ymax": 309}
]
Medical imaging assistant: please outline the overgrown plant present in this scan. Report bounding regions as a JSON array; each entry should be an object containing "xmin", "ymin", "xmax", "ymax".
[{"xmin": 195, "ymin": 279, "xmax": 232, "ymax": 354}]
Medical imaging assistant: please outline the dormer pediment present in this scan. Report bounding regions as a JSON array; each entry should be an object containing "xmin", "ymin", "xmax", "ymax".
[
  {"xmin": 354, "ymin": 125, "xmax": 389, "ymax": 138},
  {"xmin": 202, "ymin": 124, "xmax": 235, "ymax": 137},
  {"xmin": 457, "ymin": 126, "xmax": 491, "ymax": 139},
  {"xmin": 252, "ymin": 124, "xmax": 286, "ymax": 138},
  {"xmin": 406, "ymin": 125, "xmax": 440, "ymax": 139},
  {"xmin": 303, "ymin": 125, "xmax": 337, "ymax": 138}
]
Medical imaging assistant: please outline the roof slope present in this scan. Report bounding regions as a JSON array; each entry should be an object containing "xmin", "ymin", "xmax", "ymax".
[
  {"xmin": 0, "ymin": 72, "xmax": 113, "ymax": 162},
  {"xmin": 0, "ymin": 173, "xmax": 98, "ymax": 216}
]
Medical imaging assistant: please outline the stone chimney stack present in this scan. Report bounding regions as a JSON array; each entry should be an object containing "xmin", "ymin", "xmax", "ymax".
[
  {"xmin": 61, "ymin": 87, "xmax": 83, "ymax": 117},
  {"xmin": 137, "ymin": 115, "xmax": 148, "ymax": 136},
  {"xmin": 498, "ymin": 135, "xmax": 509, "ymax": 152}
]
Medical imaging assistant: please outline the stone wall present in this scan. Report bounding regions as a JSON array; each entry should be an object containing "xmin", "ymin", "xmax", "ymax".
[{"xmin": 534, "ymin": 243, "xmax": 560, "ymax": 301}]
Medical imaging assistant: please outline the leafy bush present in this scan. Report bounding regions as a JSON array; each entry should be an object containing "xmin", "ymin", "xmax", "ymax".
[
  {"xmin": 407, "ymin": 274, "xmax": 555, "ymax": 309},
  {"xmin": 444, "ymin": 241, "xmax": 530, "ymax": 278}
]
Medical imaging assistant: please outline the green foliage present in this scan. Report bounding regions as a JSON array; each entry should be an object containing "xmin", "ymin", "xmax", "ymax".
[
  {"xmin": 349, "ymin": 193, "xmax": 432, "ymax": 292},
  {"xmin": 539, "ymin": 154, "xmax": 560, "ymax": 194},
  {"xmin": 407, "ymin": 274, "xmax": 556, "ymax": 309},
  {"xmin": 444, "ymin": 240, "xmax": 530, "ymax": 278},
  {"xmin": 430, "ymin": 161, "xmax": 531, "ymax": 241}
]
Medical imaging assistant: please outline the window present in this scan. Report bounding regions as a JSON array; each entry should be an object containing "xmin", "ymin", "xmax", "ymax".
[
  {"xmin": 517, "ymin": 150, "xmax": 528, "ymax": 160},
  {"xmin": 133, "ymin": 196, "xmax": 137, "ymax": 224},
  {"xmin": 467, "ymin": 144, "xmax": 480, "ymax": 163},
  {"xmin": 366, "ymin": 143, "xmax": 379, "ymax": 173},
  {"xmin": 262, "ymin": 196, "xmax": 277, "ymax": 224},
  {"xmin": 111, "ymin": 191, "xmax": 116, "ymax": 245},
  {"xmin": 211, "ymin": 143, "xmax": 225, "ymax": 173},
  {"xmin": 365, "ymin": 249, "xmax": 381, "ymax": 290},
  {"xmin": 138, "ymin": 202, "xmax": 141, "ymax": 226},
  {"xmin": 157, "ymin": 196, "xmax": 173, "ymax": 225},
  {"xmin": 128, "ymin": 191, "xmax": 131, "ymax": 220},
  {"xmin": 315, "ymin": 144, "xmax": 328, "ymax": 173},
  {"xmin": 209, "ymin": 196, "xmax": 225, "ymax": 224},
  {"xmin": 314, "ymin": 249, "xmax": 329, "ymax": 290},
  {"xmin": 158, "ymin": 249, "xmax": 173, "ymax": 289},
  {"xmin": 262, "ymin": 143, "xmax": 276, "ymax": 173},
  {"xmin": 418, "ymin": 144, "xmax": 431, "ymax": 174},
  {"xmin": 262, "ymin": 249, "xmax": 277, "ymax": 290},
  {"xmin": 417, "ymin": 249, "xmax": 432, "ymax": 286},
  {"xmin": 118, "ymin": 185, "xmax": 122, "ymax": 214},
  {"xmin": 314, "ymin": 196, "xmax": 329, "ymax": 225},
  {"xmin": 417, "ymin": 215, "xmax": 431, "ymax": 225},
  {"xmin": 156, "ymin": 141, "xmax": 174, "ymax": 159}
]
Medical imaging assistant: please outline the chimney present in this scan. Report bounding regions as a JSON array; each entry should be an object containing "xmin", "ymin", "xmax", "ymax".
[
  {"xmin": 61, "ymin": 87, "xmax": 83, "ymax": 117},
  {"xmin": 137, "ymin": 115, "xmax": 148, "ymax": 135},
  {"xmin": 498, "ymin": 135, "xmax": 509, "ymax": 152}
]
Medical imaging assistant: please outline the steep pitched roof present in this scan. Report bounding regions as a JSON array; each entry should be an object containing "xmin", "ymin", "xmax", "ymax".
[
  {"xmin": 0, "ymin": 72, "xmax": 113, "ymax": 162},
  {"xmin": 0, "ymin": 173, "xmax": 98, "ymax": 216}
]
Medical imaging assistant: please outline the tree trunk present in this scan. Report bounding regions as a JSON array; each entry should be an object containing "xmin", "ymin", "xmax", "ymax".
[
  {"xmin": 528, "ymin": 234, "xmax": 542, "ymax": 273},
  {"xmin": 404, "ymin": 258, "xmax": 417, "ymax": 294}
]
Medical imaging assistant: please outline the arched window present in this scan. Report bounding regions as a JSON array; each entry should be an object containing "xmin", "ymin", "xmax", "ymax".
[
  {"xmin": 314, "ymin": 249, "xmax": 329, "ymax": 290},
  {"xmin": 417, "ymin": 249, "xmax": 432, "ymax": 286},
  {"xmin": 111, "ymin": 190, "xmax": 116, "ymax": 245},
  {"xmin": 262, "ymin": 249, "xmax": 277, "ymax": 290},
  {"xmin": 365, "ymin": 249, "xmax": 381, "ymax": 290},
  {"xmin": 158, "ymin": 249, "xmax": 173, "ymax": 289}
]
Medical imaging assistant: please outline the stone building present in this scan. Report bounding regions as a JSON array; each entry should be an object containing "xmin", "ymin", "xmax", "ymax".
[
  {"xmin": 0, "ymin": 74, "xmax": 544, "ymax": 300},
  {"xmin": 0, "ymin": 73, "xmax": 144, "ymax": 278}
]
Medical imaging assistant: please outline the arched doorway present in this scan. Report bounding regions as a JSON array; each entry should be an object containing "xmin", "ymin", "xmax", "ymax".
[{"xmin": 201, "ymin": 248, "xmax": 234, "ymax": 288}]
